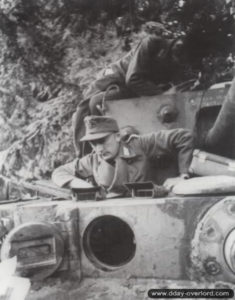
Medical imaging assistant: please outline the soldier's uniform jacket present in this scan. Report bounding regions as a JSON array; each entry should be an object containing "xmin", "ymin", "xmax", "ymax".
[
  {"xmin": 83, "ymin": 35, "xmax": 184, "ymax": 100},
  {"xmin": 52, "ymin": 129, "xmax": 193, "ymax": 192}
]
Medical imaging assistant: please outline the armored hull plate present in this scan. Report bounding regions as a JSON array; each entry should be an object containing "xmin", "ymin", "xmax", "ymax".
[{"xmin": 105, "ymin": 88, "xmax": 227, "ymax": 134}]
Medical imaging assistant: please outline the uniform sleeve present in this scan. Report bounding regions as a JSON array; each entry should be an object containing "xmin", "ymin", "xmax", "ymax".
[
  {"xmin": 52, "ymin": 155, "xmax": 93, "ymax": 187},
  {"xmin": 139, "ymin": 129, "xmax": 194, "ymax": 174},
  {"xmin": 125, "ymin": 36, "xmax": 168, "ymax": 96}
]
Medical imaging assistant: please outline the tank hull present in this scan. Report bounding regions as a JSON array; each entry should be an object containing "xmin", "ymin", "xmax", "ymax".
[{"xmin": 1, "ymin": 195, "xmax": 235, "ymax": 293}]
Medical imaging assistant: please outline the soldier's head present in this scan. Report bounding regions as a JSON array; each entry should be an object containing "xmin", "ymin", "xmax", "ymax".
[
  {"xmin": 170, "ymin": 37, "xmax": 188, "ymax": 65},
  {"xmin": 144, "ymin": 21, "xmax": 171, "ymax": 37},
  {"xmin": 81, "ymin": 116, "xmax": 121, "ymax": 161}
]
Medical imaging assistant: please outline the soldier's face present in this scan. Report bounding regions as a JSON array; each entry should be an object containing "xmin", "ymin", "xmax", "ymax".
[
  {"xmin": 171, "ymin": 39, "xmax": 185, "ymax": 64},
  {"xmin": 90, "ymin": 133, "xmax": 121, "ymax": 161}
]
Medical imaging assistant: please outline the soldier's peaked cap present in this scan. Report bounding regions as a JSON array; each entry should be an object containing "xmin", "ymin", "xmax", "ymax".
[{"xmin": 80, "ymin": 116, "xmax": 119, "ymax": 142}]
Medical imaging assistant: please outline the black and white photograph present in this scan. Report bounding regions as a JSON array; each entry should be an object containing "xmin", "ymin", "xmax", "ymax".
[{"xmin": 0, "ymin": 0, "xmax": 235, "ymax": 299}]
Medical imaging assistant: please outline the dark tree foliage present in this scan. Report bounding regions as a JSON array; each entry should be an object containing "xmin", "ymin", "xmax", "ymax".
[{"xmin": 181, "ymin": 0, "xmax": 234, "ymax": 58}]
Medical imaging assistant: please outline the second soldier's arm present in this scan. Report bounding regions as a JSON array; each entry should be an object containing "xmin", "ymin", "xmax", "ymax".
[
  {"xmin": 52, "ymin": 155, "xmax": 94, "ymax": 189},
  {"xmin": 138, "ymin": 128, "xmax": 194, "ymax": 176}
]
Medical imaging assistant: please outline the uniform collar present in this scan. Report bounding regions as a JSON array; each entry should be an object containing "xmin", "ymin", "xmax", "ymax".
[
  {"xmin": 95, "ymin": 142, "xmax": 139, "ymax": 165},
  {"xmin": 157, "ymin": 38, "xmax": 177, "ymax": 61}
]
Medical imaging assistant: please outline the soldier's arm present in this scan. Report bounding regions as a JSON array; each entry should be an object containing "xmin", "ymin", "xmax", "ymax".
[
  {"xmin": 139, "ymin": 129, "xmax": 194, "ymax": 175},
  {"xmin": 125, "ymin": 36, "xmax": 169, "ymax": 96},
  {"xmin": 52, "ymin": 156, "xmax": 94, "ymax": 189}
]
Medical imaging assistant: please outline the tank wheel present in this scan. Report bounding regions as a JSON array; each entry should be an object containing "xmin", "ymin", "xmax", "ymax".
[{"xmin": 191, "ymin": 197, "xmax": 235, "ymax": 282}]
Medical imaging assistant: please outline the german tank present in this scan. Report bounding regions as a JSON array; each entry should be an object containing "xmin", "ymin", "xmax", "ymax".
[{"xmin": 0, "ymin": 79, "xmax": 235, "ymax": 299}]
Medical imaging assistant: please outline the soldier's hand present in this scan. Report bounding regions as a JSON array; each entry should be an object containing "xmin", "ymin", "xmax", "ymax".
[
  {"xmin": 153, "ymin": 184, "xmax": 168, "ymax": 198},
  {"xmin": 69, "ymin": 178, "xmax": 94, "ymax": 189}
]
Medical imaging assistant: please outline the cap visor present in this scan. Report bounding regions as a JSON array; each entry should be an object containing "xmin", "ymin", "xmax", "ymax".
[{"xmin": 80, "ymin": 132, "xmax": 111, "ymax": 142}]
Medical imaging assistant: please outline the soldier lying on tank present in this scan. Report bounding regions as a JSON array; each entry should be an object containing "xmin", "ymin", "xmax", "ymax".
[
  {"xmin": 53, "ymin": 116, "xmax": 193, "ymax": 196},
  {"xmin": 73, "ymin": 29, "xmax": 190, "ymax": 154}
]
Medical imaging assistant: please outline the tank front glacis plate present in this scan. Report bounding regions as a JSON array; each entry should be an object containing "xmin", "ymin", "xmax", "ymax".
[
  {"xmin": 26, "ymin": 278, "xmax": 235, "ymax": 300},
  {"xmin": 0, "ymin": 195, "xmax": 230, "ymax": 284}
]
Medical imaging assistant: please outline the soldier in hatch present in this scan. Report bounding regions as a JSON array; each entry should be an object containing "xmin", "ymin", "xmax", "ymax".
[
  {"xmin": 73, "ymin": 28, "xmax": 190, "ymax": 154},
  {"xmin": 53, "ymin": 116, "xmax": 193, "ymax": 196}
]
